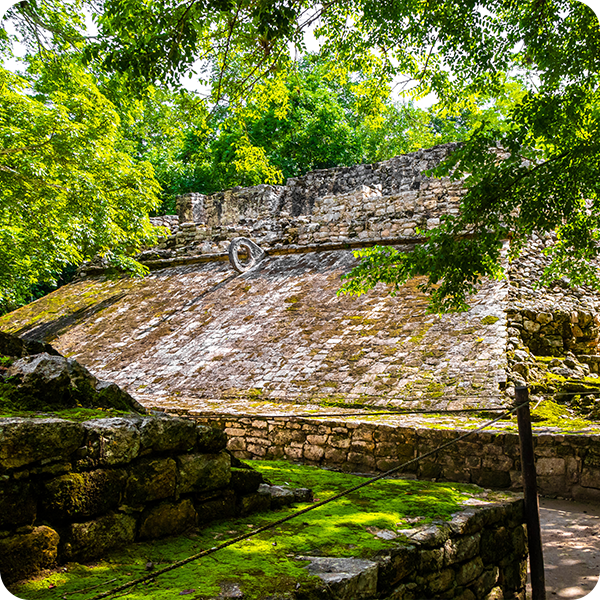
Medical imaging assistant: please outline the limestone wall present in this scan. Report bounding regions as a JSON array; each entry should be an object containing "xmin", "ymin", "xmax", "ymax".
[
  {"xmin": 506, "ymin": 234, "xmax": 600, "ymax": 358},
  {"xmin": 152, "ymin": 144, "xmax": 464, "ymax": 258},
  {"xmin": 0, "ymin": 414, "xmax": 270, "ymax": 583},
  {"xmin": 190, "ymin": 414, "xmax": 600, "ymax": 503}
]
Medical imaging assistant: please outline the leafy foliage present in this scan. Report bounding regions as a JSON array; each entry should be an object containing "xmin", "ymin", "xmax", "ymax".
[
  {"xmin": 2, "ymin": 0, "xmax": 599, "ymax": 313},
  {"xmin": 0, "ymin": 59, "xmax": 160, "ymax": 312}
]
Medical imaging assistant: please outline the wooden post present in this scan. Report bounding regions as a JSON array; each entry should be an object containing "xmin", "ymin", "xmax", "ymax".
[{"xmin": 515, "ymin": 385, "xmax": 546, "ymax": 600}]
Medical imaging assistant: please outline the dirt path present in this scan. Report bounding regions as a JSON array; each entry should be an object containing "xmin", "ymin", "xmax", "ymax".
[{"xmin": 527, "ymin": 498, "xmax": 600, "ymax": 599}]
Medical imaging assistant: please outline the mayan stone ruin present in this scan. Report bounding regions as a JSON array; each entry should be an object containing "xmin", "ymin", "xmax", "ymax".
[
  {"xmin": 4, "ymin": 142, "xmax": 600, "ymax": 415},
  {"xmin": 2, "ymin": 143, "xmax": 600, "ymax": 500}
]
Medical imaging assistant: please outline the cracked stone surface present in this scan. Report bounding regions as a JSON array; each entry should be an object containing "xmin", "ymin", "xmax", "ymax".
[{"xmin": 0, "ymin": 248, "xmax": 508, "ymax": 414}]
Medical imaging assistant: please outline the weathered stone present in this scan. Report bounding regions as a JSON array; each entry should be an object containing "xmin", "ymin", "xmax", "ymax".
[
  {"xmin": 500, "ymin": 555, "xmax": 528, "ymax": 591},
  {"xmin": 0, "ymin": 525, "xmax": 59, "ymax": 583},
  {"xmin": 61, "ymin": 512, "xmax": 136, "ymax": 562},
  {"xmin": 0, "ymin": 331, "xmax": 59, "ymax": 359},
  {"xmin": 237, "ymin": 492, "xmax": 271, "ymax": 516},
  {"xmin": 83, "ymin": 418, "xmax": 140, "ymax": 466},
  {"xmin": 456, "ymin": 557, "xmax": 484, "ymax": 586},
  {"xmin": 535, "ymin": 457, "xmax": 566, "ymax": 476},
  {"xmin": 426, "ymin": 567, "xmax": 455, "ymax": 594},
  {"xmin": 299, "ymin": 556, "xmax": 379, "ymax": 600},
  {"xmin": 377, "ymin": 545, "xmax": 418, "ymax": 593},
  {"xmin": 5, "ymin": 353, "xmax": 141, "ymax": 412},
  {"xmin": 177, "ymin": 452, "xmax": 231, "ymax": 494},
  {"xmin": 195, "ymin": 489, "xmax": 237, "ymax": 523},
  {"xmin": 42, "ymin": 469, "xmax": 126, "ymax": 520},
  {"xmin": 139, "ymin": 415, "xmax": 197, "ymax": 453},
  {"xmin": 472, "ymin": 567, "xmax": 500, "ymax": 599},
  {"xmin": 126, "ymin": 457, "xmax": 177, "ymax": 504},
  {"xmin": 481, "ymin": 526, "xmax": 512, "ymax": 565},
  {"xmin": 0, "ymin": 480, "xmax": 36, "ymax": 528},
  {"xmin": 229, "ymin": 467, "xmax": 264, "ymax": 494},
  {"xmin": 484, "ymin": 586, "xmax": 504, "ymax": 600},
  {"xmin": 418, "ymin": 547, "xmax": 444, "ymax": 573},
  {"xmin": 444, "ymin": 533, "xmax": 480, "ymax": 566},
  {"xmin": 408, "ymin": 524, "xmax": 450, "ymax": 548},
  {"xmin": 196, "ymin": 425, "xmax": 228, "ymax": 453},
  {"xmin": 0, "ymin": 418, "xmax": 83, "ymax": 471},
  {"xmin": 138, "ymin": 499, "xmax": 197, "ymax": 540},
  {"xmin": 258, "ymin": 484, "xmax": 295, "ymax": 508}
]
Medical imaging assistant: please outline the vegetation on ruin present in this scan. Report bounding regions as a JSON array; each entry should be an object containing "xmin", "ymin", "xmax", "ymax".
[
  {"xmin": 9, "ymin": 460, "xmax": 505, "ymax": 600},
  {"xmin": 2, "ymin": 0, "xmax": 599, "ymax": 312}
]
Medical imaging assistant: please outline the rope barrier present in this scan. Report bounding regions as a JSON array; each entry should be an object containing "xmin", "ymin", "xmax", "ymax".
[{"xmin": 85, "ymin": 400, "xmax": 528, "ymax": 600}]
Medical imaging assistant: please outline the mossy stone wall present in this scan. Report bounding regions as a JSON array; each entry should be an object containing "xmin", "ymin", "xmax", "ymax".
[
  {"xmin": 0, "ymin": 414, "xmax": 265, "ymax": 583},
  {"xmin": 189, "ymin": 414, "xmax": 600, "ymax": 503}
]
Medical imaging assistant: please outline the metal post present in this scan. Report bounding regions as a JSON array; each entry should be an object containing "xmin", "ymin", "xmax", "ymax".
[{"xmin": 515, "ymin": 385, "xmax": 546, "ymax": 600}]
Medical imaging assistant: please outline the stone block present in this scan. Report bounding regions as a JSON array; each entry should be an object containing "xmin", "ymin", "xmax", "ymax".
[
  {"xmin": 83, "ymin": 418, "xmax": 140, "ymax": 466},
  {"xmin": 139, "ymin": 416, "xmax": 197, "ymax": 453},
  {"xmin": 177, "ymin": 452, "xmax": 231, "ymax": 494},
  {"xmin": 427, "ymin": 567, "xmax": 455, "ymax": 594},
  {"xmin": 472, "ymin": 567, "xmax": 500, "ymax": 599},
  {"xmin": 0, "ymin": 418, "xmax": 83, "ymax": 471},
  {"xmin": 330, "ymin": 435, "xmax": 351, "ymax": 449},
  {"xmin": 42, "ymin": 468, "xmax": 126, "ymax": 520},
  {"xmin": 304, "ymin": 445, "xmax": 325, "ymax": 462},
  {"xmin": 444, "ymin": 533, "xmax": 480, "ymax": 566},
  {"xmin": 481, "ymin": 527, "xmax": 511, "ymax": 564},
  {"xmin": 536, "ymin": 475, "xmax": 567, "ymax": 495},
  {"xmin": 228, "ymin": 467, "xmax": 264, "ymax": 494},
  {"xmin": 237, "ymin": 492, "xmax": 271, "ymax": 516},
  {"xmin": 264, "ymin": 446, "xmax": 285, "ymax": 460},
  {"xmin": 500, "ymin": 556, "xmax": 527, "ymax": 591},
  {"xmin": 306, "ymin": 434, "xmax": 329, "ymax": 445},
  {"xmin": 61, "ymin": 512, "xmax": 136, "ymax": 562},
  {"xmin": 285, "ymin": 446, "xmax": 303, "ymax": 460},
  {"xmin": 535, "ymin": 457, "xmax": 566, "ymax": 476},
  {"xmin": 0, "ymin": 480, "xmax": 36, "ymax": 528},
  {"xmin": 300, "ymin": 556, "xmax": 379, "ymax": 599},
  {"xmin": 418, "ymin": 547, "xmax": 444, "ymax": 573},
  {"xmin": 571, "ymin": 484, "xmax": 600, "ymax": 503},
  {"xmin": 324, "ymin": 447, "xmax": 348, "ymax": 463},
  {"xmin": 227, "ymin": 437, "xmax": 246, "ymax": 452},
  {"xmin": 580, "ymin": 467, "xmax": 600, "ymax": 489},
  {"xmin": 347, "ymin": 452, "xmax": 376, "ymax": 469},
  {"xmin": 418, "ymin": 461, "xmax": 441, "ymax": 479},
  {"xmin": 195, "ymin": 489, "xmax": 237, "ymax": 523},
  {"xmin": 473, "ymin": 469, "xmax": 511, "ymax": 489},
  {"xmin": 456, "ymin": 557, "xmax": 484, "ymax": 586},
  {"xmin": 258, "ymin": 484, "xmax": 295, "ymax": 509},
  {"xmin": 126, "ymin": 457, "xmax": 177, "ymax": 504},
  {"xmin": 484, "ymin": 586, "xmax": 504, "ymax": 600},
  {"xmin": 377, "ymin": 544, "xmax": 417, "ymax": 593},
  {"xmin": 0, "ymin": 525, "xmax": 59, "ymax": 583},
  {"xmin": 481, "ymin": 456, "xmax": 513, "ymax": 471},
  {"xmin": 247, "ymin": 443, "xmax": 267, "ymax": 457},
  {"xmin": 138, "ymin": 499, "xmax": 197, "ymax": 540}
]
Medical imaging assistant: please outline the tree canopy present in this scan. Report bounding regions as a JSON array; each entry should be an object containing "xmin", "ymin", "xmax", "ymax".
[
  {"xmin": 2, "ymin": 0, "xmax": 599, "ymax": 312},
  {"xmin": 0, "ymin": 57, "xmax": 160, "ymax": 312}
]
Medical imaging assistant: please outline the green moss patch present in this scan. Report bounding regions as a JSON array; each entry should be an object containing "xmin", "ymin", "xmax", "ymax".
[
  {"xmin": 481, "ymin": 315, "xmax": 499, "ymax": 325},
  {"xmin": 10, "ymin": 460, "xmax": 493, "ymax": 600},
  {"xmin": 0, "ymin": 406, "xmax": 137, "ymax": 421}
]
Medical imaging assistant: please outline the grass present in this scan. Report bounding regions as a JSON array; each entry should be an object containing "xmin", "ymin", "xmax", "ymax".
[
  {"xmin": 10, "ymin": 460, "xmax": 494, "ymax": 600},
  {"xmin": 0, "ymin": 406, "xmax": 138, "ymax": 421}
]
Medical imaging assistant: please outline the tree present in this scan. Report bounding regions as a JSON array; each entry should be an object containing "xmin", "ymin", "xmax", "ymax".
[
  {"xmin": 69, "ymin": 0, "xmax": 600, "ymax": 312},
  {"xmin": 3, "ymin": 0, "xmax": 599, "ymax": 312},
  {"xmin": 0, "ymin": 58, "xmax": 160, "ymax": 312}
]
